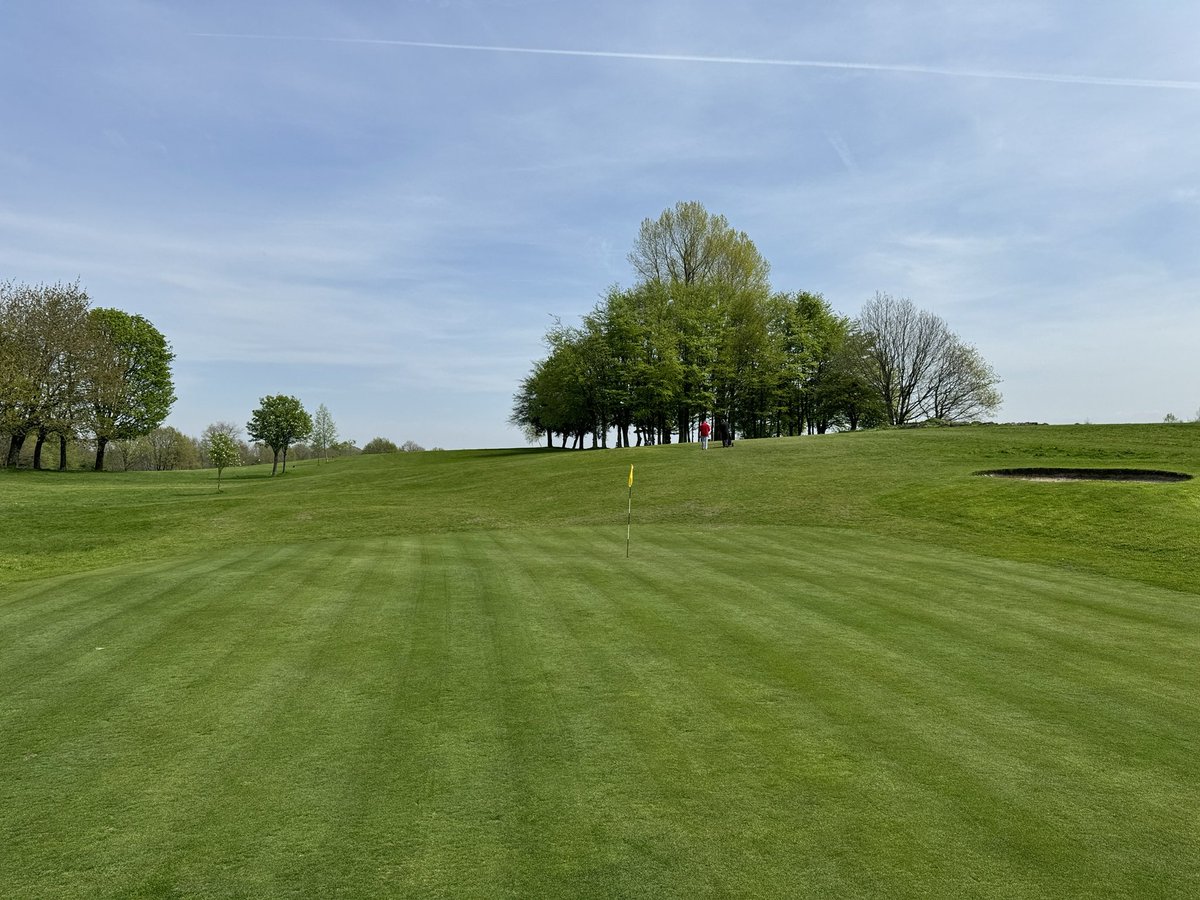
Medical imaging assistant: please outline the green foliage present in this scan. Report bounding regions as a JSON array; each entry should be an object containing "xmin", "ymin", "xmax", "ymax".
[
  {"xmin": 1, "ymin": 280, "xmax": 93, "ymax": 468},
  {"xmin": 628, "ymin": 200, "xmax": 770, "ymax": 291},
  {"xmin": 515, "ymin": 205, "xmax": 1004, "ymax": 447},
  {"xmin": 108, "ymin": 426, "xmax": 200, "ymax": 471},
  {"xmin": 327, "ymin": 439, "xmax": 359, "ymax": 457},
  {"xmin": 207, "ymin": 432, "xmax": 241, "ymax": 491},
  {"xmin": 86, "ymin": 307, "xmax": 176, "ymax": 470},
  {"xmin": 513, "ymin": 279, "xmax": 854, "ymax": 446},
  {"xmin": 246, "ymin": 395, "xmax": 312, "ymax": 476},
  {"xmin": 361, "ymin": 436, "xmax": 398, "ymax": 454},
  {"xmin": 515, "ymin": 209, "xmax": 1000, "ymax": 447}
]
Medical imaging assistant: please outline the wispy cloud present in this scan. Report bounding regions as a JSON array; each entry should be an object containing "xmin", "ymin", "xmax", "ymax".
[
  {"xmin": 192, "ymin": 33, "xmax": 1200, "ymax": 92},
  {"xmin": 6, "ymin": 2, "xmax": 1198, "ymax": 444},
  {"xmin": 823, "ymin": 130, "xmax": 859, "ymax": 175}
]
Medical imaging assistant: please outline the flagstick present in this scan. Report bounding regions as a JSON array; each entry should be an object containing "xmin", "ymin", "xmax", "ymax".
[{"xmin": 626, "ymin": 463, "xmax": 635, "ymax": 558}]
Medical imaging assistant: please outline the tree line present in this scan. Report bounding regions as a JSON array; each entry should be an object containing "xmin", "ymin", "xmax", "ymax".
[
  {"xmin": 1, "ymin": 280, "xmax": 175, "ymax": 470},
  {"xmin": 2, "ymin": 280, "xmax": 437, "ymax": 475},
  {"xmin": 511, "ymin": 202, "xmax": 1001, "ymax": 448},
  {"xmin": 24, "ymin": 410, "xmax": 356, "ymax": 474}
]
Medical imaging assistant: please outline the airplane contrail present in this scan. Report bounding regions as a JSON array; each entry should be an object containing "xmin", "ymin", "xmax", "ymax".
[{"xmin": 191, "ymin": 32, "xmax": 1200, "ymax": 92}]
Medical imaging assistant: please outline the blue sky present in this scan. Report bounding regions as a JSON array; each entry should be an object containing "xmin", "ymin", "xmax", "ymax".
[{"xmin": 3, "ymin": 2, "xmax": 1198, "ymax": 448}]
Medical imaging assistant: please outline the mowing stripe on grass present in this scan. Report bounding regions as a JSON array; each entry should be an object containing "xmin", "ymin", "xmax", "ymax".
[{"xmin": 1, "ymin": 526, "xmax": 1198, "ymax": 898}]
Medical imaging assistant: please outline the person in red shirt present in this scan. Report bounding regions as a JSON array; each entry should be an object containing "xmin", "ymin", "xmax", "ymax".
[{"xmin": 699, "ymin": 418, "xmax": 712, "ymax": 450}]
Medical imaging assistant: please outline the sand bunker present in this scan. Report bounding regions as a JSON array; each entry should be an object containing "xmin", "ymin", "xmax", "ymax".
[{"xmin": 976, "ymin": 467, "xmax": 1192, "ymax": 483}]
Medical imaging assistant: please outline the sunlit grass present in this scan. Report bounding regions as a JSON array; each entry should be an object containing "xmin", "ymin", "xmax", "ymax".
[{"xmin": 2, "ymin": 424, "xmax": 1199, "ymax": 897}]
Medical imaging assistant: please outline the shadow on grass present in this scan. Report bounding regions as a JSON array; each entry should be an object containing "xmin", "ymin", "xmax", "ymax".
[{"xmin": 975, "ymin": 467, "xmax": 1193, "ymax": 482}]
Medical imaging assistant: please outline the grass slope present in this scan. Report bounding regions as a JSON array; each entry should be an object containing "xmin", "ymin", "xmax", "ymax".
[{"xmin": 2, "ymin": 425, "xmax": 1199, "ymax": 897}]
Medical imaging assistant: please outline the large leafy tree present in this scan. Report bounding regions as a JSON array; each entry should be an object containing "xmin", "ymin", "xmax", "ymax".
[
  {"xmin": 247, "ymin": 395, "xmax": 312, "ymax": 475},
  {"xmin": 1, "ymin": 280, "xmax": 92, "ymax": 468},
  {"xmin": 627, "ymin": 202, "xmax": 772, "ymax": 442},
  {"xmin": 598, "ymin": 282, "xmax": 681, "ymax": 446},
  {"xmin": 806, "ymin": 328, "xmax": 887, "ymax": 433},
  {"xmin": 85, "ymin": 308, "xmax": 176, "ymax": 471}
]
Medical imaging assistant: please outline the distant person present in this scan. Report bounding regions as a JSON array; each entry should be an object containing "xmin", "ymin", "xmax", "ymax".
[
  {"xmin": 699, "ymin": 418, "xmax": 712, "ymax": 450},
  {"xmin": 720, "ymin": 419, "xmax": 733, "ymax": 448}
]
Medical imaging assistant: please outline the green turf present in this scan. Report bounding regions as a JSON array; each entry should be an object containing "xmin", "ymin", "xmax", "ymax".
[{"xmin": 2, "ymin": 425, "xmax": 1199, "ymax": 897}]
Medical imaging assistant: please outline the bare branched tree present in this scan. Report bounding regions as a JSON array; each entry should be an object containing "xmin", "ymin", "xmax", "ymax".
[
  {"xmin": 856, "ymin": 292, "xmax": 1000, "ymax": 425},
  {"xmin": 925, "ymin": 339, "xmax": 1002, "ymax": 422}
]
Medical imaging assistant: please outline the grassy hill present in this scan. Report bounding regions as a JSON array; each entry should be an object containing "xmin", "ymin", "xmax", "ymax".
[{"xmin": 2, "ymin": 424, "xmax": 1198, "ymax": 897}]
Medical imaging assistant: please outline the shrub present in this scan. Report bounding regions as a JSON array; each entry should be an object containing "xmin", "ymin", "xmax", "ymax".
[{"xmin": 361, "ymin": 437, "xmax": 398, "ymax": 454}]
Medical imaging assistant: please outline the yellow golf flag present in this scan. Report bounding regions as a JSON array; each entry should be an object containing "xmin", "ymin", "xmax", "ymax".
[{"xmin": 628, "ymin": 464, "xmax": 634, "ymax": 488}]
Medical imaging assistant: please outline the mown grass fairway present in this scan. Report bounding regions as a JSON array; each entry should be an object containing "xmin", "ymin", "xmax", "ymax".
[{"xmin": 2, "ymin": 425, "xmax": 1199, "ymax": 898}]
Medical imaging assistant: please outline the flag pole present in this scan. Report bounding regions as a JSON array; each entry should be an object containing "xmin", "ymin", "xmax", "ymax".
[{"xmin": 626, "ymin": 464, "xmax": 634, "ymax": 558}]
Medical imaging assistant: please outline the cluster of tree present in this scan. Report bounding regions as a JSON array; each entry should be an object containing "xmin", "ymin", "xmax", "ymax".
[
  {"xmin": 1, "ymin": 280, "xmax": 176, "ymax": 470},
  {"xmin": 361, "ymin": 437, "xmax": 427, "ymax": 454},
  {"xmin": 97, "ymin": 401, "xmax": 347, "ymax": 475},
  {"xmin": 511, "ymin": 202, "xmax": 1001, "ymax": 447},
  {"xmin": 1, "ymin": 289, "xmax": 384, "ymax": 476}
]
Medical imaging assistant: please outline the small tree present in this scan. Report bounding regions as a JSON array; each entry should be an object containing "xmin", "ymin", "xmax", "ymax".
[
  {"xmin": 209, "ymin": 432, "xmax": 241, "ymax": 491},
  {"xmin": 246, "ymin": 395, "xmax": 312, "ymax": 475},
  {"xmin": 400, "ymin": 440, "xmax": 425, "ymax": 452},
  {"xmin": 199, "ymin": 421, "xmax": 241, "ymax": 467},
  {"xmin": 311, "ymin": 403, "xmax": 337, "ymax": 463}
]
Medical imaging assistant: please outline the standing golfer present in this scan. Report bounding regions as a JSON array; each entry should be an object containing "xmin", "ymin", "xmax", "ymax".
[{"xmin": 698, "ymin": 418, "xmax": 712, "ymax": 450}]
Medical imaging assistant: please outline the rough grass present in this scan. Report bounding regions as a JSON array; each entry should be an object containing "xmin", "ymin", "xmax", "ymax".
[{"xmin": 2, "ymin": 424, "xmax": 1199, "ymax": 898}]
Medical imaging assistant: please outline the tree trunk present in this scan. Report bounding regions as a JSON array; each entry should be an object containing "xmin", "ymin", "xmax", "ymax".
[
  {"xmin": 282, "ymin": 445, "xmax": 289, "ymax": 474},
  {"xmin": 5, "ymin": 428, "xmax": 29, "ymax": 467},
  {"xmin": 32, "ymin": 425, "xmax": 48, "ymax": 470},
  {"xmin": 94, "ymin": 436, "xmax": 109, "ymax": 471},
  {"xmin": 546, "ymin": 431, "xmax": 553, "ymax": 449},
  {"xmin": 59, "ymin": 434, "xmax": 68, "ymax": 470},
  {"xmin": 271, "ymin": 448, "xmax": 279, "ymax": 476}
]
